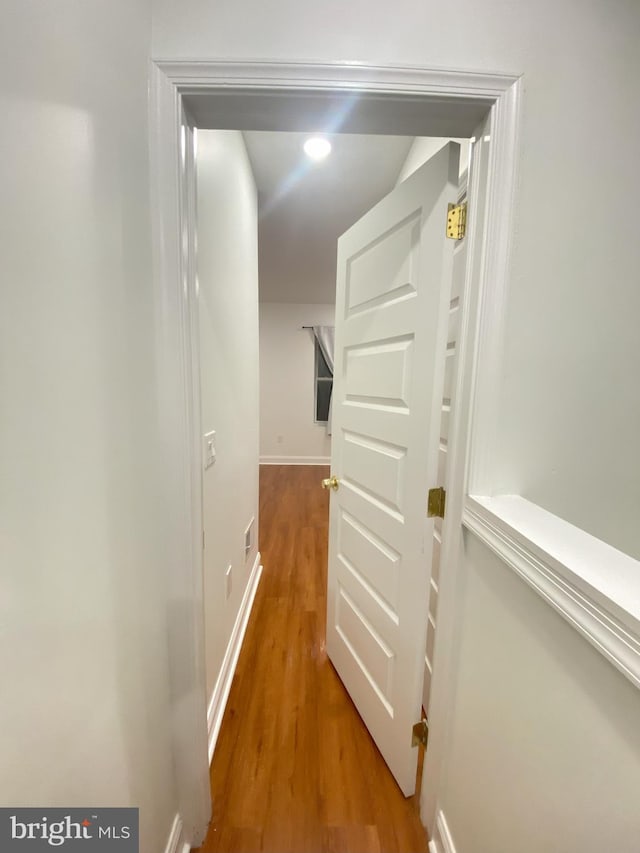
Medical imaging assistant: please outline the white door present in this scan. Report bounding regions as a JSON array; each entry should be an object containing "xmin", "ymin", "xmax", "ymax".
[{"xmin": 326, "ymin": 143, "xmax": 460, "ymax": 796}]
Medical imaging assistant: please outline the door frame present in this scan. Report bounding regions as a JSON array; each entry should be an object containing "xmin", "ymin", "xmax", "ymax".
[{"xmin": 149, "ymin": 59, "xmax": 522, "ymax": 846}]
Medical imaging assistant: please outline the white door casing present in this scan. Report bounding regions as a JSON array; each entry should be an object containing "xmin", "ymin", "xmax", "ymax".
[
  {"xmin": 150, "ymin": 60, "xmax": 521, "ymax": 846},
  {"xmin": 420, "ymin": 114, "xmax": 494, "ymax": 827},
  {"xmin": 422, "ymin": 158, "xmax": 473, "ymax": 716},
  {"xmin": 421, "ymin": 173, "xmax": 467, "ymax": 717},
  {"xmin": 151, "ymin": 86, "xmax": 212, "ymax": 846},
  {"xmin": 326, "ymin": 144, "xmax": 461, "ymax": 796}
]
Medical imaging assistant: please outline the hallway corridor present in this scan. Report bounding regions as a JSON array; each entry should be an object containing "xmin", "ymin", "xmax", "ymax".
[{"xmin": 196, "ymin": 465, "xmax": 429, "ymax": 853}]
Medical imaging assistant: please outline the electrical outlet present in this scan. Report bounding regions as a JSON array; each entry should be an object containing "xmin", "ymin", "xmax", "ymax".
[
  {"xmin": 203, "ymin": 430, "xmax": 216, "ymax": 469},
  {"xmin": 225, "ymin": 564, "xmax": 232, "ymax": 600}
]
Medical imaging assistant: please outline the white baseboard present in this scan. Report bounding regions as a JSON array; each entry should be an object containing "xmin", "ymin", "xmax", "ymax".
[
  {"xmin": 434, "ymin": 810, "xmax": 456, "ymax": 853},
  {"xmin": 207, "ymin": 550, "xmax": 263, "ymax": 763},
  {"xmin": 260, "ymin": 455, "xmax": 330, "ymax": 465},
  {"xmin": 164, "ymin": 814, "xmax": 190, "ymax": 853}
]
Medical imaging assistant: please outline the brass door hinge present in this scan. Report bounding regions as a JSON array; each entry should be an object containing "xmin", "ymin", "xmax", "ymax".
[
  {"xmin": 446, "ymin": 202, "xmax": 467, "ymax": 240},
  {"xmin": 427, "ymin": 487, "xmax": 446, "ymax": 519},
  {"xmin": 412, "ymin": 719, "xmax": 429, "ymax": 748}
]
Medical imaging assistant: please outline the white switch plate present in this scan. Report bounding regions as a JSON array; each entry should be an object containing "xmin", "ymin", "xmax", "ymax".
[{"xmin": 203, "ymin": 430, "xmax": 216, "ymax": 469}]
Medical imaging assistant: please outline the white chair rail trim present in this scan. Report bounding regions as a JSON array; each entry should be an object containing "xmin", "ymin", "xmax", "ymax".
[{"xmin": 463, "ymin": 495, "xmax": 640, "ymax": 690}]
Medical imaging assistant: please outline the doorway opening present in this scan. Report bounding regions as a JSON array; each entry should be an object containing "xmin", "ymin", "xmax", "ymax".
[
  {"xmin": 252, "ymin": 130, "xmax": 470, "ymax": 467},
  {"xmin": 195, "ymin": 127, "xmax": 471, "ymax": 851},
  {"xmin": 151, "ymin": 61, "xmax": 521, "ymax": 849}
]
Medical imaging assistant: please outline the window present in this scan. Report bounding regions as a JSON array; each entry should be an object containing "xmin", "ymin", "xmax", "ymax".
[{"xmin": 314, "ymin": 339, "xmax": 333, "ymax": 423}]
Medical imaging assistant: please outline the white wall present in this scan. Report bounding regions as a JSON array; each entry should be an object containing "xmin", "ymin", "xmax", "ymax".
[
  {"xmin": 259, "ymin": 303, "xmax": 335, "ymax": 463},
  {"xmin": 197, "ymin": 131, "xmax": 260, "ymax": 699},
  {"xmin": 151, "ymin": 4, "xmax": 640, "ymax": 852},
  {"xmin": 151, "ymin": 0, "xmax": 640, "ymax": 560},
  {"xmin": 439, "ymin": 535, "xmax": 640, "ymax": 853},
  {"xmin": 0, "ymin": 3, "xmax": 177, "ymax": 851}
]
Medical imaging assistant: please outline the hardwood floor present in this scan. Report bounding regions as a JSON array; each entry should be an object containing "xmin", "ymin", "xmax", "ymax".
[{"xmin": 195, "ymin": 465, "xmax": 429, "ymax": 853}]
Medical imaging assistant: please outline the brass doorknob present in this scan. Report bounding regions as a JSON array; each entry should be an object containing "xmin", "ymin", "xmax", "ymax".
[{"xmin": 322, "ymin": 475, "xmax": 340, "ymax": 491}]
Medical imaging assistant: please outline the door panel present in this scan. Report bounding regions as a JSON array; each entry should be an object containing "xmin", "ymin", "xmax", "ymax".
[
  {"xmin": 339, "ymin": 511, "xmax": 401, "ymax": 614},
  {"xmin": 326, "ymin": 143, "xmax": 460, "ymax": 796},
  {"xmin": 344, "ymin": 337, "xmax": 414, "ymax": 408},
  {"xmin": 346, "ymin": 214, "xmax": 420, "ymax": 313}
]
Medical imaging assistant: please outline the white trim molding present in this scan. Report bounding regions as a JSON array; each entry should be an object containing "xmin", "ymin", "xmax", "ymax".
[
  {"xmin": 164, "ymin": 814, "xmax": 190, "ymax": 853},
  {"xmin": 422, "ymin": 81, "xmax": 520, "ymax": 831},
  {"xmin": 436, "ymin": 810, "xmax": 457, "ymax": 853},
  {"xmin": 207, "ymin": 551, "xmax": 263, "ymax": 762},
  {"xmin": 150, "ymin": 63, "xmax": 211, "ymax": 847},
  {"xmin": 150, "ymin": 59, "xmax": 522, "ymax": 844},
  {"xmin": 464, "ymin": 79, "xmax": 521, "ymax": 497},
  {"xmin": 155, "ymin": 59, "xmax": 520, "ymax": 98},
  {"xmin": 463, "ymin": 495, "xmax": 640, "ymax": 690},
  {"xmin": 428, "ymin": 810, "xmax": 457, "ymax": 853},
  {"xmin": 260, "ymin": 455, "xmax": 330, "ymax": 466}
]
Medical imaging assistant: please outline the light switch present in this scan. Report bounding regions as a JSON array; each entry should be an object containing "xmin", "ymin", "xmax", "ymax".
[{"xmin": 203, "ymin": 430, "xmax": 216, "ymax": 469}]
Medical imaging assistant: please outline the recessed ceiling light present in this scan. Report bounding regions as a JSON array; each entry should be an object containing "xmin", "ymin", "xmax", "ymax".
[{"xmin": 303, "ymin": 137, "xmax": 331, "ymax": 161}]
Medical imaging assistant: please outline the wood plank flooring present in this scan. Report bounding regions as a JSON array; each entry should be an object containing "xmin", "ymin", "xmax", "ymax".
[{"xmin": 195, "ymin": 465, "xmax": 429, "ymax": 853}]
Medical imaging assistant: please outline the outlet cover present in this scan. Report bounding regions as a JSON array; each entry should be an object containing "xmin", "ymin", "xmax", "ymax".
[{"xmin": 203, "ymin": 430, "xmax": 216, "ymax": 469}]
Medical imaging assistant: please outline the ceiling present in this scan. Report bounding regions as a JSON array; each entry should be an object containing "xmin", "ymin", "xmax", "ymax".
[{"xmin": 242, "ymin": 131, "xmax": 415, "ymax": 304}]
